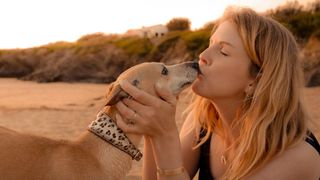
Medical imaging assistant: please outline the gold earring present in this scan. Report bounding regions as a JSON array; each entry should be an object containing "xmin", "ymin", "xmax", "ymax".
[{"xmin": 245, "ymin": 84, "xmax": 254, "ymax": 99}]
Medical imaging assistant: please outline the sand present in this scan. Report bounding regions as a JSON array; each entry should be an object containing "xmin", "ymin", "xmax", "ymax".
[{"xmin": 0, "ymin": 78, "xmax": 319, "ymax": 179}]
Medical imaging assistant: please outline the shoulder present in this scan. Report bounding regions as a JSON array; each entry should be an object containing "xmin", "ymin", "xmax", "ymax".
[
  {"xmin": 284, "ymin": 141, "xmax": 320, "ymax": 178},
  {"xmin": 248, "ymin": 141, "xmax": 320, "ymax": 180}
]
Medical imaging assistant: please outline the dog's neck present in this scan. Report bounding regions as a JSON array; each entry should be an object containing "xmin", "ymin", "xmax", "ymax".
[
  {"xmin": 76, "ymin": 107, "xmax": 143, "ymax": 167},
  {"xmin": 103, "ymin": 106, "xmax": 142, "ymax": 146},
  {"xmin": 74, "ymin": 107, "xmax": 143, "ymax": 177},
  {"xmin": 87, "ymin": 110, "xmax": 142, "ymax": 161}
]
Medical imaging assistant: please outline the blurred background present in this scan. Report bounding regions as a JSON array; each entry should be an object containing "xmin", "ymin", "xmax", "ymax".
[
  {"xmin": 0, "ymin": 0, "xmax": 319, "ymax": 179},
  {"xmin": 0, "ymin": 0, "xmax": 319, "ymax": 85}
]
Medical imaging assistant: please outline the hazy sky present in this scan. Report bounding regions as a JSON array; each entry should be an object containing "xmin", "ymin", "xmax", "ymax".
[{"xmin": 0, "ymin": 0, "xmax": 312, "ymax": 49}]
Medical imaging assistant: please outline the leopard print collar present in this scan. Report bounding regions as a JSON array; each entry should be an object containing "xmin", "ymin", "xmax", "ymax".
[{"xmin": 88, "ymin": 111, "xmax": 143, "ymax": 161}]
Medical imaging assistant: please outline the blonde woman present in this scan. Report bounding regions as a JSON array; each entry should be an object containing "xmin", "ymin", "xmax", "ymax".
[{"xmin": 115, "ymin": 7, "xmax": 320, "ymax": 180}]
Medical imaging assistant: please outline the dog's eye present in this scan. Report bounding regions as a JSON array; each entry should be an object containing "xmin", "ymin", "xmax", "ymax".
[{"xmin": 161, "ymin": 66, "xmax": 168, "ymax": 76}]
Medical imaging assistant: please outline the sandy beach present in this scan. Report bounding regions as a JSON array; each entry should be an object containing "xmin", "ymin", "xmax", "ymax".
[{"xmin": 0, "ymin": 78, "xmax": 319, "ymax": 179}]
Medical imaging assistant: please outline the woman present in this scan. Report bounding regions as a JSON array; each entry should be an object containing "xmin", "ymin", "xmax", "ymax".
[{"xmin": 115, "ymin": 7, "xmax": 320, "ymax": 179}]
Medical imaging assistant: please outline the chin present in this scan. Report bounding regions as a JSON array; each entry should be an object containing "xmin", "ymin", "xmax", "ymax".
[
  {"xmin": 192, "ymin": 82, "xmax": 216, "ymax": 99},
  {"xmin": 191, "ymin": 82, "xmax": 202, "ymax": 96}
]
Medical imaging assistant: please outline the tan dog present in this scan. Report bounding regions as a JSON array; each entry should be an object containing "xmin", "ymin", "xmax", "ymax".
[{"xmin": 0, "ymin": 61, "xmax": 199, "ymax": 180}]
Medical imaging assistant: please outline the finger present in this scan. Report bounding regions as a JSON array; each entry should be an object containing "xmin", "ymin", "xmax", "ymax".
[
  {"xmin": 119, "ymin": 80, "xmax": 158, "ymax": 105},
  {"xmin": 115, "ymin": 113, "xmax": 133, "ymax": 126},
  {"xmin": 115, "ymin": 113, "xmax": 142, "ymax": 134},
  {"xmin": 115, "ymin": 113, "xmax": 124, "ymax": 125},
  {"xmin": 115, "ymin": 101, "xmax": 136, "ymax": 120},
  {"xmin": 122, "ymin": 98, "xmax": 146, "ymax": 115},
  {"xmin": 154, "ymin": 82, "xmax": 177, "ymax": 106}
]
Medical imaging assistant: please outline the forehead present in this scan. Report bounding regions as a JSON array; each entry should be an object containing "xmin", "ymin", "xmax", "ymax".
[
  {"xmin": 210, "ymin": 21, "xmax": 243, "ymax": 48},
  {"xmin": 118, "ymin": 62, "xmax": 163, "ymax": 80},
  {"xmin": 134, "ymin": 63, "xmax": 164, "ymax": 74}
]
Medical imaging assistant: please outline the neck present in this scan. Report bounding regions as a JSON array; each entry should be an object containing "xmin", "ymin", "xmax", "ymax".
[
  {"xmin": 74, "ymin": 106, "xmax": 142, "ymax": 176},
  {"xmin": 211, "ymin": 97, "xmax": 243, "ymax": 144}
]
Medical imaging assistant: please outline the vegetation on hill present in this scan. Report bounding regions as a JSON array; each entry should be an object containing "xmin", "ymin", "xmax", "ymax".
[
  {"xmin": 166, "ymin": 18, "xmax": 191, "ymax": 31},
  {"xmin": 267, "ymin": 0, "xmax": 320, "ymax": 42},
  {"xmin": 0, "ymin": 0, "xmax": 319, "ymax": 86}
]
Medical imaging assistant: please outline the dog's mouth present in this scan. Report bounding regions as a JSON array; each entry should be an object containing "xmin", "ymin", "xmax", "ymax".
[{"xmin": 180, "ymin": 81, "xmax": 193, "ymax": 88}]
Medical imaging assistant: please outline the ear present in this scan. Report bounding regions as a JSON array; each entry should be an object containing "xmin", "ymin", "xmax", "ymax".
[{"xmin": 105, "ymin": 83, "xmax": 129, "ymax": 106}]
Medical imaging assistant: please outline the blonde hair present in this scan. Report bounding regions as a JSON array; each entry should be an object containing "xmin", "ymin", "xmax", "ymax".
[{"xmin": 186, "ymin": 7, "xmax": 308, "ymax": 179}]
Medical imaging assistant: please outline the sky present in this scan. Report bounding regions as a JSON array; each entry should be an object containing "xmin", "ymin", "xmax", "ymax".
[{"xmin": 0, "ymin": 0, "xmax": 313, "ymax": 49}]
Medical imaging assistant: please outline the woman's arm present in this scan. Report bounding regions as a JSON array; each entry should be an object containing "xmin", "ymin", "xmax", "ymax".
[
  {"xmin": 141, "ymin": 112, "xmax": 201, "ymax": 180},
  {"xmin": 151, "ymin": 129, "xmax": 190, "ymax": 180},
  {"xmin": 142, "ymin": 136, "xmax": 157, "ymax": 180}
]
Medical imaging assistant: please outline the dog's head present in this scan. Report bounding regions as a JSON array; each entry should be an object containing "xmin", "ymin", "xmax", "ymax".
[{"xmin": 105, "ymin": 61, "xmax": 200, "ymax": 105}]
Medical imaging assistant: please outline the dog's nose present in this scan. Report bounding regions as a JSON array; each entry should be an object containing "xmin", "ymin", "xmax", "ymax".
[
  {"xmin": 188, "ymin": 62, "xmax": 201, "ymax": 74},
  {"xmin": 191, "ymin": 62, "xmax": 199, "ymax": 70}
]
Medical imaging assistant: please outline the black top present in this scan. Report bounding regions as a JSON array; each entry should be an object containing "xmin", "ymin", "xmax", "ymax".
[
  {"xmin": 198, "ymin": 129, "xmax": 214, "ymax": 180},
  {"xmin": 198, "ymin": 130, "xmax": 320, "ymax": 180}
]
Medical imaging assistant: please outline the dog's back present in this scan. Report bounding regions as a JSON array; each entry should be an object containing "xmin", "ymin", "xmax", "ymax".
[{"xmin": 0, "ymin": 127, "xmax": 107, "ymax": 180}]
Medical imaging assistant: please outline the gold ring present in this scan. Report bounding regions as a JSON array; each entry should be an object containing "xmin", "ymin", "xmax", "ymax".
[
  {"xmin": 132, "ymin": 111, "xmax": 138, "ymax": 119},
  {"xmin": 127, "ymin": 119, "xmax": 135, "ymax": 125}
]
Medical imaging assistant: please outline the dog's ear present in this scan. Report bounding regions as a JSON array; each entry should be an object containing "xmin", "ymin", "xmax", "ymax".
[{"xmin": 105, "ymin": 83, "xmax": 129, "ymax": 106}]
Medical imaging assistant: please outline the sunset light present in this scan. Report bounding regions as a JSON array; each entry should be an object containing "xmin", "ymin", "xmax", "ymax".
[{"xmin": 0, "ymin": 0, "xmax": 312, "ymax": 49}]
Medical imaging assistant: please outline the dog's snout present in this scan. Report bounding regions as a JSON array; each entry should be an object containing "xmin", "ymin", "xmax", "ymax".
[
  {"xmin": 191, "ymin": 62, "xmax": 199, "ymax": 70},
  {"xmin": 186, "ymin": 61, "xmax": 201, "ymax": 74}
]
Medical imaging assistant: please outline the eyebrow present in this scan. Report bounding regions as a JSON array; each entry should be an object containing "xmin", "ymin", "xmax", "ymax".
[
  {"xmin": 219, "ymin": 41, "xmax": 234, "ymax": 48},
  {"xmin": 210, "ymin": 38, "xmax": 235, "ymax": 48}
]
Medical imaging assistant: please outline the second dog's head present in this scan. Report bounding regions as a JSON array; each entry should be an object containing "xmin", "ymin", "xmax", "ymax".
[{"xmin": 105, "ymin": 61, "xmax": 200, "ymax": 105}]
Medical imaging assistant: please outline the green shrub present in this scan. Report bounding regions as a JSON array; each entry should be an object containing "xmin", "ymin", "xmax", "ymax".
[
  {"xmin": 76, "ymin": 33, "xmax": 117, "ymax": 45},
  {"xmin": 182, "ymin": 30, "xmax": 210, "ymax": 53},
  {"xmin": 166, "ymin": 18, "xmax": 191, "ymax": 31},
  {"xmin": 115, "ymin": 36, "xmax": 153, "ymax": 57},
  {"xmin": 43, "ymin": 41, "xmax": 74, "ymax": 52},
  {"xmin": 268, "ymin": 1, "xmax": 320, "ymax": 40},
  {"xmin": 156, "ymin": 32, "xmax": 182, "ymax": 52}
]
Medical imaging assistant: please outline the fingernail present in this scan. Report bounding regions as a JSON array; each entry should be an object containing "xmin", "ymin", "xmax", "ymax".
[
  {"xmin": 114, "ymin": 114, "xmax": 118, "ymax": 124},
  {"xmin": 119, "ymin": 80, "xmax": 128, "ymax": 87},
  {"xmin": 119, "ymin": 80, "xmax": 124, "ymax": 86},
  {"xmin": 115, "ymin": 113, "xmax": 121, "ymax": 121}
]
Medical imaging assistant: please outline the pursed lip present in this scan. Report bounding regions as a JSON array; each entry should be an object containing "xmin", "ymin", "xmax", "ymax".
[
  {"xmin": 197, "ymin": 65, "xmax": 203, "ymax": 75},
  {"xmin": 197, "ymin": 74, "xmax": 204, "ymax": 79},
  {"xmin": 198, "ymin": 66, "xmax": 204, "ymax": 76}
]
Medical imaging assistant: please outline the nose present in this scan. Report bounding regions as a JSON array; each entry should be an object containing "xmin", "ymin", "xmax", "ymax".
[
  {"xmin": 186, "ymin": 61, "xmax": 201, "ymax": 74},
  {"xmin": 199, "ymin": 49, "xmax": 209, "ymax": 65}
]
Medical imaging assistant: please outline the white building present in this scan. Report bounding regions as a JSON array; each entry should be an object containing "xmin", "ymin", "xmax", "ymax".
[{"xmin": 125, "ymin": 24, "xmax": 168, "ymax": 38}]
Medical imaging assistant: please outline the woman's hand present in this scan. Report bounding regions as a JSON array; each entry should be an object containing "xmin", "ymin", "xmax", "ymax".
[
  {"xmin": 115, "ymin": 80, "xmax": 179, "ymax": 139},
  {"xmin": 116, "ymin": 80, "xmax": 189, "ymax": 178}
]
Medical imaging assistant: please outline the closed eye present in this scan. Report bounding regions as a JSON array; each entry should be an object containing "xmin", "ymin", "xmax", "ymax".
[
  {"xmin": 161, "ymin": 66, "xmax": 168, "ymax": 75},
  {"xmin": 220, "ymin": 50, "xmax": 228, "ymax": 56}
]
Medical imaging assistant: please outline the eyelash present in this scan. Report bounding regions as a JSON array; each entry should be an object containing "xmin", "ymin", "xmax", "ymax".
[
  {"xmin": 209, "ymin": 41, "xmax": 229, "ymax": 56},
  {"xmin": 220, "ymin": 50, "xmax": 228, "ymax": 56}
]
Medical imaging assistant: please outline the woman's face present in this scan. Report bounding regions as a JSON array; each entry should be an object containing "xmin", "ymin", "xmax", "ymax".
[{"xmin": 192, "ymin": 21, "xmax": 254, "ymax": 101}]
